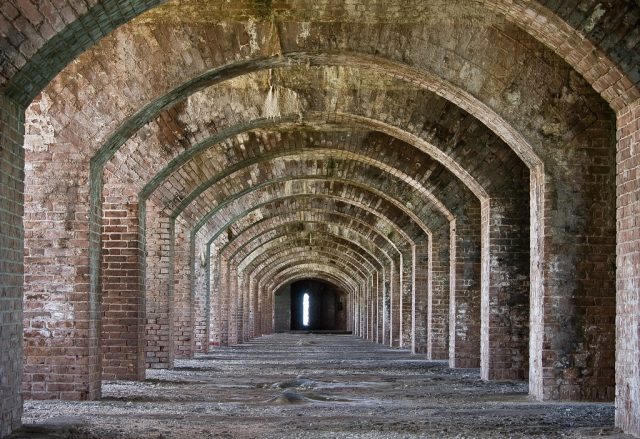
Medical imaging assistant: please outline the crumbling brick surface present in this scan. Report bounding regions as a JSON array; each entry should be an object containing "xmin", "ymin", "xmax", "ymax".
[{"xmin": 0, "ymin": 1, "xmax": 638, "ymax": 438}]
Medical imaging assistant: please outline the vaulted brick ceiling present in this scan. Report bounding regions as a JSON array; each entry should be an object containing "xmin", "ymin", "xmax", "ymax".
[
  {"xmin": 17, "ymin": 0, "xmax": 621, "ymax": 386},
  {"xmin": 2, "ymin": 0, "xmax": 640, "ymax": 437}
]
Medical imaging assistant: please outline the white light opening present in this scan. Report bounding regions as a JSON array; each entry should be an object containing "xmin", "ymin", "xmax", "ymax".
[{"xmin": 302, "ymin": 293, "xmax": 310, "ymax": 327}]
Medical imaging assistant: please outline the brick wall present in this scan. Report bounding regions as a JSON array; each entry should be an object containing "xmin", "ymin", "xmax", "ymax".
[{"xmin": 2, "ymin": 2, "xmax": 638, "ymax": 437}]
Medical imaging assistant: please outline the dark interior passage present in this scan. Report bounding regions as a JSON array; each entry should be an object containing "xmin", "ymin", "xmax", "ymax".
[{"xmin": 290, "ymin": 279, "xmax": 346, "ymax": 331}]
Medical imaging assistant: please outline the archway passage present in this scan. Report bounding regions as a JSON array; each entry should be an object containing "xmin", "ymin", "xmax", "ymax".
[
  {"xmin": 289, "ymin": 279, "xmax": 347, "ymax": 332},
  {"xmin": 1, "ymin": 1, "xmax": 639, "ymax": 438}
]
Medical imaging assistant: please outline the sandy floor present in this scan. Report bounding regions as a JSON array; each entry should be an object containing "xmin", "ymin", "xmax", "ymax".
[{"xmin": 12, "ymin": 334, "xmax": 634, "ymax": 438}]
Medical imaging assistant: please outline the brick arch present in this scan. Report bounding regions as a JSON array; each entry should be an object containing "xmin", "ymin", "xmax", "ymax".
[
  {"xmin": 270, "ymin": 273, "xmax": 352, "ymax": 333},
  {"xmin": 3, "ymin": 0, "xmax": 616, "ymax": 414},
  {"xmin": 249, "ymin": 249, "xmax": 372, "ymax": 293},
  {"xmin": 220, "ymin": 208, "xmax": 412, "ymax": 270},
  {"xmin": 205, "ymin": 207, "xmax": 402, "ymax": 348},
  {"xmin": 244, "ymin": 260, "xmax": 368, "ymax": 342},
  {"xmin": 2, "ymin": 1, "xmax": 636, "ymax": 438},
  {"xmin": 217, "ymin": 204, "xmax": 419, "ymax": 259},
  {"xmin": 264, "ymin": 261, "xmax": 381, "ymax": 336},
  {"xmin": 186, "ymin": 164, "xmax": 453, "ymax": 239},
  {"xmin": 36, "ymin": 53, "xmax": 604, "ymax": 394},
  {"xmin": 105, "ymin": 76, "xmax": 528, "ymax": 382},
  {"xmin": 266, "ymin": 265, "xmax": 359, "ymax": 335},
  {"xmin": 270, "ymin": 271, "xmax": 356, "ymax": 302},
  {"xmin": 265, "ymin": 263, "xmax": 362, "ymax": 299},
  {"xmin": 122, "ymin": 92, "xmax": 608, "ymax": 398},
  {"xmin": 263, "ymin": 260, "xmax": 363, "ymax": 316},
  {"xmin": 240, "ymin": 235, "xmax": 384, "ymax": 284},
  {"xmin": 243, "ymin": 238, "xmax": 381, "ymax": 277},
  {"xmin": 186, "ymin": 174, "xmax": 447, "ymax": 262},
  {"xmin": 242, "ymin": 243, "xmax": 381, "ymax": 339},
  {"xmin": 252, "ymin": 260, "xmax": 365, "ymax": 336},
  {"xmin": 85, "ymin": 63, "xmax": 536, "ymax": 390},
  {"xmin": 258, "ymin": 258, "xmax": 366, "ymax": 301},
  {"xmin": 167, "ymin": 141, "xmax": 459, "ymax": 223},
  {"xmin": 273, "ymin": 271, "xmax": 356, "ymax": 301},
  {"xmin": 22, "ymin": 56, "xmax": 544, "ymax": 404},
  {"xmin": 224, "ymin": 213, "xmax": 439, "ymax": 354},
  {"xmin": 3, "ymin": 1, "xmax": 635, "ymax": 112},
  {"xmin": 251, "ymin": 250, "xmax": 372, "ymax": 294},
  {"xmin": 216, "ymin": 207, "xmax": 423, "ymax": 349},
  {"xmin": 146, "ymin": 175, "xmax": 448, "ymax": 372},
  {"xmin": 39, "ymin": 43, "xmax": 607, "ymax": 391},
  {"xmin": 225, "ymin": 227, "xmax": 401, "ymax": 348},
  {"xmin": 266, "ymin": 263, "xmax": 356, "ymax": 312},
  {"xmin": 228, "ymin": 215, "xmax": 404, "ymax": 268},
  {"xmin": 179, "ymin": 160, "xmax": 476, "ymax": 352},
  {"xmin": 20, "ymin": 23, "xmax": 612, "ymax": 374}
]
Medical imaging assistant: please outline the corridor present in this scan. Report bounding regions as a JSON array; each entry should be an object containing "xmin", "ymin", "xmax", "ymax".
[{"xmin": 14, "ymin": 334, "xmax": 628, "ymax": 439}]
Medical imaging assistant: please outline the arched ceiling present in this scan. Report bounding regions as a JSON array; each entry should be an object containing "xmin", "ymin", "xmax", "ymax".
[
  {"xmin": 6, "ymin": 1, "xmax": 639, "ymax": 435},
  {"xmin": 2, "ymin": 0, "xmax": 639, "ymax": 108},
  {"xmin": 18, "ymin": 0, "xmax": 630, "ymax": 318}
]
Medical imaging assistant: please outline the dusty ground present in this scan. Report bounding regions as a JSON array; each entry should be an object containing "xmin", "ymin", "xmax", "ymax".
[{"xmin": 11, "ymin": 334, "xmax": 634, "ymax": 438}]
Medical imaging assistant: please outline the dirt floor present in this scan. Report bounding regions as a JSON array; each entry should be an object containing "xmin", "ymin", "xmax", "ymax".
[{"xmin": 11, "ymin": 334, "xmax": 635, "ymax": 438}]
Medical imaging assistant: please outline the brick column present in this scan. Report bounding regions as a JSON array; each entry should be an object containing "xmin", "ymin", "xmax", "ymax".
[
  {"xmin": 450, "ymin": 211, "xmax": 482, "ymax": 369},
  {"xmin": 353, "ymin": 288, "xmax": 357, "ymax": 335},
  {"xmin": 242, "ymin": 275, "xmax": 251, "ymax": 342},
  {"xmin": 413, "ymin": 242, "xmax": 429, "ymax": 354},
  {"xmin": 250, "ymin": 276, "xmax": 260, "ymax": 337},
  {"xmin": 172, "ymin": 220, "xmax": 192, "ymax": 358},
  {"xmin": 369, "ymin": 273, "xmax": 375, "ymax": 340},
  {"xmin": 375, "ymin": 270, "xmax": 382, "ymax": 343},
  {"xmin": 530, "ymin": 106, "xmax": 616, "ymax": 402},
  {"xmin": 365, "ymin": 278, "xmax": 370, "ymax": 339},
  {"xmin": 391, "ymin": 258, "xmax": 401, "ymax": 347},
  {"xmin": 23, "ymin": 96, "xmax": 101, "ymax": 399},
  {"xmin": 615, "ymin": 98, "xmax": 640, "ymax": 436},
  {"xmin": 481, "ymin": 196, "xmax": 530, "ymax": 381},
  {"xmin": 266, "ymin": 284, "xmax": 274, "ymax": 334},
  {"xmin": 382, "ymin": 264, "xmax": 391, "ymax": 346},
  {"xmin": 209, "ymin": 254, "xmax": 221, "ymax": 348},
  {"xmin": 401, "ymin": 251, "xmax": 413, "ymax": 349},
  {"xmin": 359, "ymin": 282, "xmax": 365, "ymax": 338},
  {"xmin": 429, "ymin": 226, "xmax": 449, "ymax": 360},
  {"xmin": 229, "ymin": 265, "xmax": 240, "ymax": 345},
  {"xmin": 219, "ymin": 256, "xmax": 230, "ymax": 346},
  {"xmin": 0, "ymin": 95, "xmax": 24, "ymax": 438},
  {"xmin": 100, "ymin": 180, "xmax": 144, "ymax": 380},
  {"xmin": 144, "ymin": 201, "xmax": 172, "ymax": 368},
  {"xmin": 193, "ymin": 242, "xmax": 209, "ymax": 353}
]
